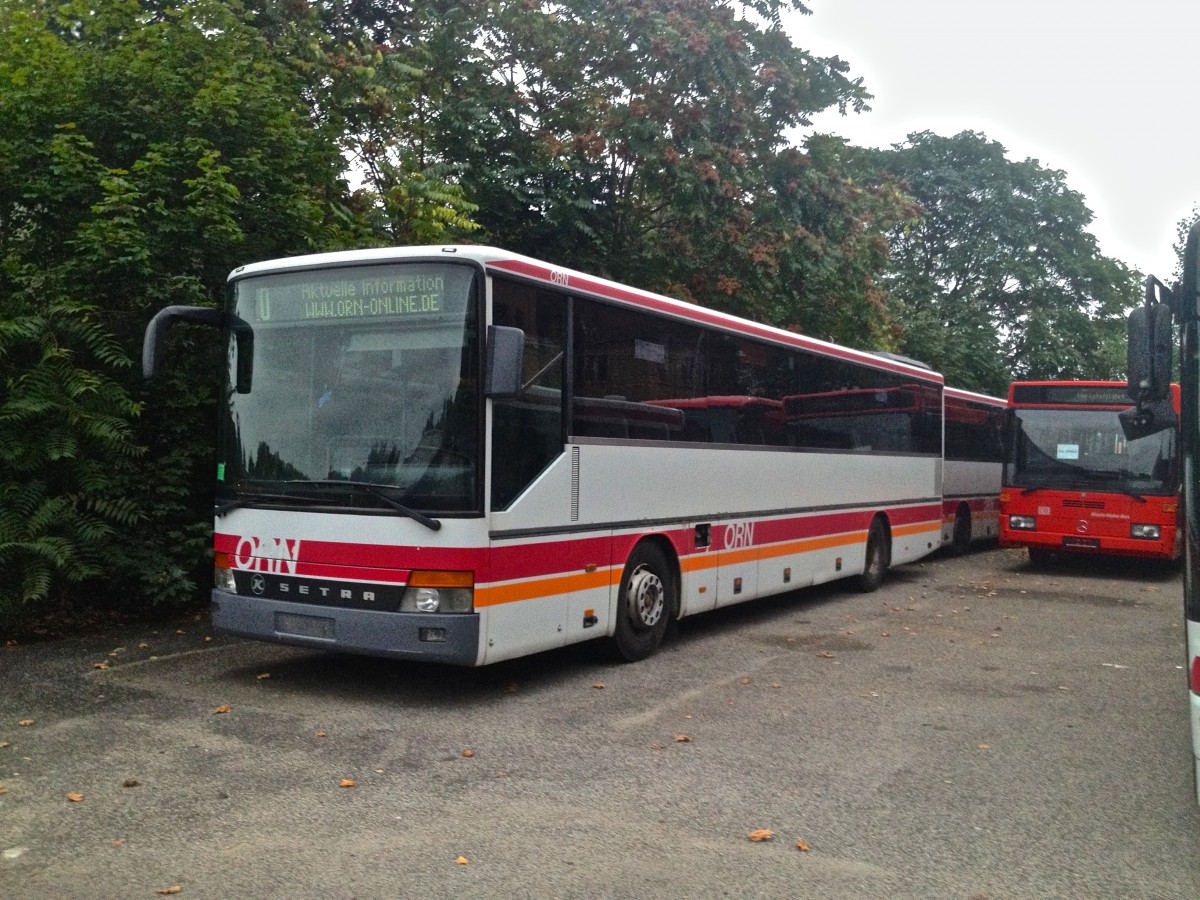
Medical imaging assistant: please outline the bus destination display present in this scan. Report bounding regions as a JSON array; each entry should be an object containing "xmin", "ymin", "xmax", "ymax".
[{"xmin": 240, "ymin": 266, "xmax": 472, "ymax": 324}]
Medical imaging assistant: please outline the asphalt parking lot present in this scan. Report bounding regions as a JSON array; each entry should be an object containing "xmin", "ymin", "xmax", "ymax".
[{"xmin": 2, "ymin": 544, "xmax": 1198, "ymax": 899}]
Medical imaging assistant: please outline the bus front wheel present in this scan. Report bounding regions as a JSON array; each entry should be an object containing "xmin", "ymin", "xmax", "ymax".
[{"xmin": 611, "ymin": 543, "xmax": 673, "ymax": 662}]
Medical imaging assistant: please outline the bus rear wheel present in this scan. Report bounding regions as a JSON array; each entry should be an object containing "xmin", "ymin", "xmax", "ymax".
[
  {"xmin": 856, "ymin": 519, "xmax": 890, "ymax": 592},
  {"xmin": 950, "ymin": 505, "xmax": 971, "ymax": 556},
  {"xmin": 611, "ymin": 543, "xmax": 673, "ymax": 662}
]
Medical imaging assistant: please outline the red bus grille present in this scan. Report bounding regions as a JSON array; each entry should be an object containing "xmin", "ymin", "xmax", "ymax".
[{"xmin": 1062, "ymin": 500, "xmax": 1104, "ymax": 509}]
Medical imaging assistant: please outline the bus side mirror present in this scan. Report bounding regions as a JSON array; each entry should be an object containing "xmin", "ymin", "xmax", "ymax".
[
  {"xmin": 142, "ymin": 305, "xmax": 254, "ymax": 394},
  {"xmin": 143, "ymin": 305, "xmax": 222, "ymax": 378},
  {"xmin": 1126, "ymin": 297, "xmax": 1172, "ymax": 406},
  {"xmin": 1121, "ymin": 291, "xmax": 1175, "ymax": 441},
  {"xmin": 229, "ymin": 315, "xmax": 254, "ymax": 394},
  {"xmin": 485, "ymin": 325, "xmax": 525, "ymax": 398}
]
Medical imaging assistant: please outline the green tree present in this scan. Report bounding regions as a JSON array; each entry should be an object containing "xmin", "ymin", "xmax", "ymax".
[
  {"xmin": 0, "ymin": 0, "xmax": 362, "ymax": 624},
  {"xmin": 428, "ymin": 0, "xmax": 908, "ymax": 345},
  {"xmin": 1172, "ymin": 205, "xmax": 1200, "ymax": 282},
  {"xmin": 870, "ymin": 131, "xmax": 1138, "ymax": 394}
]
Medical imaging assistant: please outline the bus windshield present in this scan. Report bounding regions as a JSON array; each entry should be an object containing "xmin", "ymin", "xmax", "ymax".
[
  {"xmin": 218, "ymin": 262, "xmax": 481, "ymax": 514},
  {"xmin": 1006, "ymin": 407, "xmax": 1178, "ymax": 496}
]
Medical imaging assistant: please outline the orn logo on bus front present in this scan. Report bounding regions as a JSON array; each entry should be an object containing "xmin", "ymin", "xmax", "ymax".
[{"xmin": 233, "ymin": 536, "xmax": 302, "ymax": 574}]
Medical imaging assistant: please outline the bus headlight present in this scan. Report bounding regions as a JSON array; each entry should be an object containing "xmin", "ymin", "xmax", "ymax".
[
  {"xmin": 1008, "ymin": 515, "xmax": 1037, "ymax": 531},
  {"xmin": 1131, "ymin": 523, "xmax": 1161, "ymax": 540},
  {"xmin": 214, "ymin": 552, "xmax": 237, "ymax": 593},
  {"xmin": 400, "ymin": 571, "xmax": 474, "ymax": 613}
]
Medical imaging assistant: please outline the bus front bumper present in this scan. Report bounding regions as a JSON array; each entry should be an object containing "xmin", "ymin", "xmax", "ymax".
[{"xmin": 211, "ymin": 590, "xmax": 482, "ymax": 665}]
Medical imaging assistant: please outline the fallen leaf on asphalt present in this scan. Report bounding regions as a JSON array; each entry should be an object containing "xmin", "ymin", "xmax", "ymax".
[
  {"xmin": 18, "ymin": 720, "xmax": 33, "ymax": 727},
  {"xmin": 256, "ymin": 673, "xmax": 271, "ymax": 680},
  {"xmin": 1057, "ymin": 685, "xmax": 1071, "ymax": 693},
  {"xmin": 592, "ymin": 683, "xmax": 605, "ymax": 689},
  {"xmin": 316, "ymin": 731, "xmax": 327, "ymax": 738},
  {"xmin": 816, "ymin": 651, "xmax": 834, "ymax": 658},
  {"xmin": 880, "ymin": 632, "xmax": 890, "ymax": 637},
  {"xmin": 111, "ymin": 839, "xmax": 124, "ymax": 847},
  {"xmin": 339, "ymin": 778, "xmax": 355, "ymax": 788},
  {"xmin": 748, "ymin": 829, "xmax": 774, "ymax": 842},
  {"xmin": 462, "ymin": 749, "xmax": 475, "ymax": 758},
  {"xmin": 674, "ymin": 734, "xmax": 692, "ymax": 743},
  {"xmin": 504, "ymin": 683, "xmax": 519, "ymax": 694},
  {"xmin": 155, "ymin": 886, "xmax": 182, "ymax": 895},
  {"xmin": 138, "ymin": 642, "xmax": 149, "ymax": 649},
  {"xmin": 978, "ymin": 744, "xmax": 990, "ymax": 750},
  {"xmin": 739, "ymin": 677, "xmax": 751, "ymax": 685},
  {"xmin": 455, "ymin": 856, "xmax": 468, "ymax": 864},
  {"xmin": 0, "ymin": 785, "xmax": 8, "ymax": 794},
  {"xmin": 66, "ymin": 793, "xmax": 84, "ymax": 802},
  {"xmin": 0, "ymin": 741, "xmax": 9, "ymax": 747},
  {"xmin": 795, "ymin": 840, "xmax": 809, "ymax": 852},
  {"xmin": 175, "ymin": 630, "xmax": 185, "ymax": 635},
  {"xmin": 771, "ymin": 683, "xmax": 781, "ymax": 689},
  {"xmin": 123, "ymin": 779, "xmax": 140, "ymax": 788},
  {"xmin": 212, "ymin": 705, "xmax": 231, "ymax": 714},
  {"xmin": 92, "ymin": 662, "xmax": 109, "ymax": 670}
]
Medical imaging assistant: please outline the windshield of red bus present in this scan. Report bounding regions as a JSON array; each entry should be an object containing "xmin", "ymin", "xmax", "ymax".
[
  {"xmin": 1006, "ymin": 407, "xmax": 1178, "ymax": 496},
  {"xmin": 218, "ymin": 262, "xmax": 481, "ymax": 514}
]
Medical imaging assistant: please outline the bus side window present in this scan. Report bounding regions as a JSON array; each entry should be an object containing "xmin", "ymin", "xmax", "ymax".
[{"xmin": 490, "ymin": 278, "xmax": 565, "ymax": 511}]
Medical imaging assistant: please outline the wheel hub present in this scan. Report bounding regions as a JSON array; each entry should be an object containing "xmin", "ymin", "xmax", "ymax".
[{"xmin": 626, "ymin": 565, "xmax": 665, "ymax": 629}]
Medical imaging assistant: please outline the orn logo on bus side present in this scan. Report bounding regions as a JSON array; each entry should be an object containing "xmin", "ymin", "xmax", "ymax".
[
  {"xmin": 233, "ymin": 536, "xmax": 302, "ymax": 574},
  {"xmin": 723, "ymin": 522, "xmax": 755, "ymax": 551}
]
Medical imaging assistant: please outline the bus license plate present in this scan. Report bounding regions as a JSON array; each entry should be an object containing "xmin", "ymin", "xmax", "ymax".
[
  {"xmin": 275, "ymin": 612, "xmax": 335, "ymax": 640},
  {"xmin": 1061, "ymin": 537, "xmax": 1100, "ymax": 550}
]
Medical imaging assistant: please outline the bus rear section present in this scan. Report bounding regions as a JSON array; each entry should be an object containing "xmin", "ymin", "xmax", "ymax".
[
  {"xmin": 942, "ymin": 388, "xmax": 1006, "ymax": 554},
  {"xmin": 1000, "ymin": 381, "xmax": 1182, "ymax": 562}
]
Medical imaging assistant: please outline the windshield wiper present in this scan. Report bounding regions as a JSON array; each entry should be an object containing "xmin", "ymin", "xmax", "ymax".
[
  {"xmin": 284, "ymin": 480, "xmax": 442, "ymax": 531},
  {"xmin": 215, "ymin": 490, "xmax": 338, "ymax": 517}
]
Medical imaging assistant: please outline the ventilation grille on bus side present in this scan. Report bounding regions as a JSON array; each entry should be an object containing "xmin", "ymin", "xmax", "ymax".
[{"xmin": 571, "ymin": 446, "xmax": 580, "ymax": 521}]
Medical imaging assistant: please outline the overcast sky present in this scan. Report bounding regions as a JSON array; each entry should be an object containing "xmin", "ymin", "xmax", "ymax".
[{"xmin": 789, "ymin": 0, "xmax": 1199, "ymax": 281}]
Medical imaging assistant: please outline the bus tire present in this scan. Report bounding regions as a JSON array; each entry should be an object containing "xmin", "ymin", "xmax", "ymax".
[
  {"xmin": 611, "ymin": 542, "xmax": 673, "ymax": 662},
  {"xmin": 856, "ymin": 518, "xmax": 890, "ymax": 592},
  {"xmin": 950, "ymin": 505, "xmax": 971, "ymax": 556}
]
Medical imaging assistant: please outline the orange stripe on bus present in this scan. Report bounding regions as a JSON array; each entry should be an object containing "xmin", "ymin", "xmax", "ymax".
[
  {"xmin": 476, "ymin": 520, "xmax": 941, "ymax": 608},
  {"xmin": 680, "ymin": 530, "xmax": 869, "ymax": 573},
  {"xmin": 475, "ymin": 568, "xmax": 613, "ymax": 608}
]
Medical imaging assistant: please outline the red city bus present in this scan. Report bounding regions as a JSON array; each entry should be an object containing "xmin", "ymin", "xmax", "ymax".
[{"xmin": 1000, "ymin": 381, "xmax": 1182, "ymax": 563}]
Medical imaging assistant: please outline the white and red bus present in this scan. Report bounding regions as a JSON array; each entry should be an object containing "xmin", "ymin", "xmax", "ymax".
[
  {"xmin": 941, "ymin": 387, "xmax": 1006, "ymax": 554},
  {"xmin": 1124, "ymin": 222, "xmax": 1200, "ymax": 801},
  {"xmin": 144, "ymin": 246, "xmax": 945, "ymax": 665},
  {"xmin": 1000, "ymin": 380, "xmax": 1182, "ymax": 563}
]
